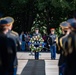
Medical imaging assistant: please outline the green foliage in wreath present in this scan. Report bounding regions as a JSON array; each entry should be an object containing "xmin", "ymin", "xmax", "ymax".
[{"xmin": 30, "ymin": 35, "xmax": 44, "ymax": 52}]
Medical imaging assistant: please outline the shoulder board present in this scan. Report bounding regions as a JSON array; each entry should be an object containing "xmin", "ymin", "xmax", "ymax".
[{"xmin": 11, "ymin": 31, "xmax": 18, "ymax": 36}]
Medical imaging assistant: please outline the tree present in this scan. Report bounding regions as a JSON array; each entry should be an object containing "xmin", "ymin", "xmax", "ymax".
[{"xmin": 0, "ymin": 0, "xmax": 76, "ymax": 34}]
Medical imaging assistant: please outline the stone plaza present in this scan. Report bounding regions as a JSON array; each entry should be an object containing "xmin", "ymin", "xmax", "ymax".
[{"xmin": 17, "ymin": 52, "xmax": 60, "ymax": 75}]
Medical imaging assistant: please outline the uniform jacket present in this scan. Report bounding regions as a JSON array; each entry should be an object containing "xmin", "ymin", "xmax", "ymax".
[
  {"xmin": 56, "ymin": 34, "xmax": 66, "ymax": 66},
  {"xmin": 6, "ymin": 30, "xmax": 21, "ymax": 66},
  {"xmin": 64, "ymin": 31, "xmax": 76, "ymax": 68},
  {"xmin": 63, "ymin": 31, "xmax": 76, "ymax": 75},
  {"xmin": 0, "ymin": 33, "xmax": 16, "ymax": 74}
]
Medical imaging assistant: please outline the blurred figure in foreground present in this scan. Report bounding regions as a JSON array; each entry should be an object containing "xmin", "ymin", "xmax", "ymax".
[
  {"xmin": 63, "ymin": 18, "xmax": 76, "ymax": 75},
  {"xmin": 6, "ymin": 17, "xmax": 21, "ymax": 75},
  {"xmin": 0, "ymin": 17, "xmax": 17, "ymax": 75},
  {"xmin": 56, "ymin": 21, "xmax": 71, "ymax": 75}
]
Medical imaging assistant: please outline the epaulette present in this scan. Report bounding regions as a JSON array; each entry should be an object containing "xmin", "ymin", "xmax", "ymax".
[{"xmin": 11, "ymin": 30, "xmax": 18, "ymax": 36}]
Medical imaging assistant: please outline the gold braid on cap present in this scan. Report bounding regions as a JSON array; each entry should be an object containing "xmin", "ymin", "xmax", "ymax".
[
  {"xmin": 5, "ymin": 17, "xmax": 14, "ymax": 24},
  {"xmin": 0, "ymin": 17, "xmax": 14, "ymax": 28},
  {"xmin": 60, "ymin": 22, "xmax": 70, "ymax": 29}
]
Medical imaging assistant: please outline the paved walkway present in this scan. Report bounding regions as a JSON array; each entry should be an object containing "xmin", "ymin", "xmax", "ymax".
[{"xmin": 17, "ymin": 52, "xmax": 59, "ymax": 75}]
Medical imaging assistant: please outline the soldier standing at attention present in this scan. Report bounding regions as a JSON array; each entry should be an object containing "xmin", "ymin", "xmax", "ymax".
[
  {"xmin": 62, "ymin": 18, "xmax": 76, "ymax": 75},
  {"xmin": 48, "ymin": 28, "xmax": 57, "ymax": 60},
  {"xmin": 56, "ymin": 22, "xmax": 71, "ymax": 75},
  {"xmin": 5, "ymin": 17, "xmax": 21, "ymax": 75},
  {"xmin": 0, "ymin": 17, "xmax": 17, "ymax": 75},
  {"xmin": 30, "ymin": 28, "xmax": 44, "ymax": 59}
]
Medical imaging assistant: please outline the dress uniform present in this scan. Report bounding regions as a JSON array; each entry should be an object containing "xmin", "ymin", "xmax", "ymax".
[
  {"xmin": 0, "ymin": 17, "xmax": 17, "ymax": 75},
  {"xmin": 63, "ymin": 18, "xmax": 76, "ymax": 75},
  {"xmin": 56, "ymin": 21, "xmax": 70, "ymax": 75},
  {"xmin": 5, "ymin": 17, "xmax": 21, "ymax": 75},
  {"xmin": 48, "ymin": 28, "xmax": 56, "ymax": 59},
  {"xmin": 7, "ymin": 30, "xmax": 21, "ymax": 75}
]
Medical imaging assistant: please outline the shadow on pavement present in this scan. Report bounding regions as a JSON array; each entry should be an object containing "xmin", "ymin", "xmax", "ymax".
[{"xmin": 21, "ymin": 59, "xmax": 45, "ymax": 75}]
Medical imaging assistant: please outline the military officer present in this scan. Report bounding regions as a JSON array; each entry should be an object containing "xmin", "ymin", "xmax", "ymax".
[
  {"xmin": 0, "ymin": 17, "xmax": 17, "ymax": 75},
  {"xmin": 7, "ymin": 30, "xmax": 20, "ymax": 75},
  {"xmin": 62, "ymin": 18, "xmax": 76, "ymax": 75},
  {"xmin": 5, "ymin": 17, "xmax": 21, "ymax": 75},
  {"xmin": 56, "ymin": 21, "xmax": 71, "ymax": 75}
]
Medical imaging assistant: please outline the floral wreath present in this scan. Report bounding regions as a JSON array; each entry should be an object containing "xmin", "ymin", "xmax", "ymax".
[{"xmin": 30, "ymin": 34, "xmax": 44, "ymax": 52}]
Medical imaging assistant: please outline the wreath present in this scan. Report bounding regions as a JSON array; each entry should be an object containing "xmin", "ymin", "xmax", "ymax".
[{"xmin": 30, "ymin": 35, "xmax": 44, "ymax": 52}]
